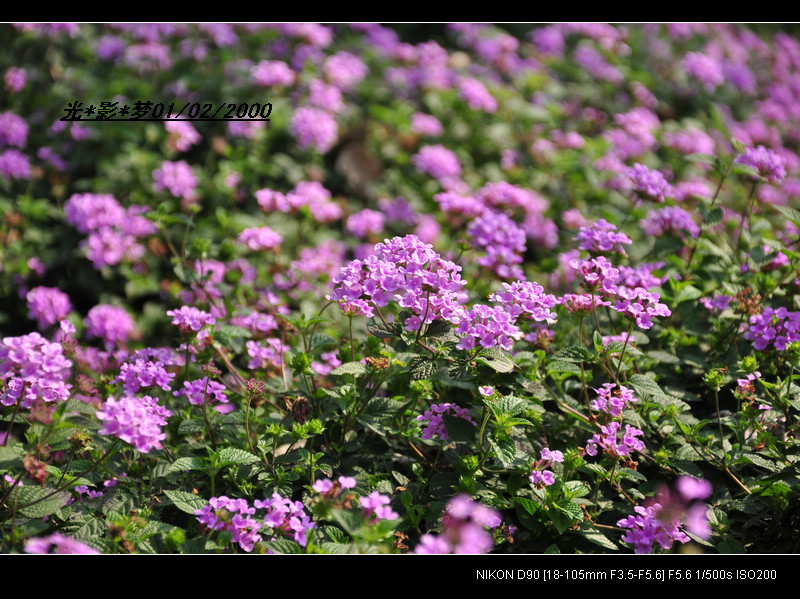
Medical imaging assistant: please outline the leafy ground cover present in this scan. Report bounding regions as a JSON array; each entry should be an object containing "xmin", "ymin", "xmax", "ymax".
[{"xmin": 2, "ymin": 23, "xmax": 800, "ymax": 555}]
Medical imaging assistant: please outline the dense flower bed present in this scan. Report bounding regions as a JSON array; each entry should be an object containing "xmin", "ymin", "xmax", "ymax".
[{"xmin": 1, "ymin": 23, "xmax": 800, "ymax": 555}]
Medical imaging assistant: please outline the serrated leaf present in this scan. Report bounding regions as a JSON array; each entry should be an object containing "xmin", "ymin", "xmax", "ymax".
[
  {"xmin": 686, "ymin": 153, "xmax": 719, "ymax": 166},
  {"xmin": 553, "ymin": 346, "xmax": 594, "ymax": 362},
  {"xmin": 423, "ymin": 319, "xmax": 451, "ymax": 338},
  {"xmin": 579, "ymin": 528, "xmax": 618, "ymax": 550},
  {"xmin": 178, "ymin": 419, "xmax": 204, "ymax": 435},
  {"xmin": 628, "ymin": 374, "xmax": 670, "ymax": 402},
  {"xmin": 409, "ymin": 356, "xmax": 437, "ymax": 380},
  {"xmin": 476, "ymin": 351, "xmax": 514, "ymax": 373},
  {"xmin": 13, "ymin": 487, "xmax": 71, "ymax": 519},
  {"xmin": 167, "ymin": 457, "xmax": 207, "ymax": 473},
  {"xmin": 675, "ymin": 284, "xmax": 703, "ymax": 304},
  {"xmin": 513, "ymin": 496, "xmax": 541, "ymax": 516},
  {"xmin": 164, "ymin": 489, "xmax": 208, "ymax": 514},
  {"xmin": 546, "ymin": 360, "xmax": 583, "ymax": 375},
  {"xmin": 331, "ymin": 361, "xmax": 368, "ymax": 376},
  {"xmin": 732, "ymin": 162, "xmax": 759, "ymax": 178},
  {"xmin": 367, "ymin": 322, "xmax": 398, "ymax": 338},
  {"xmin": 488, "ymin": 434, "xmax": 518, "ymax": 467},
  {"xmin": 441, "ymin": 413, "xmax": 478, "ymax": 443},
  {"xmin": 217, "ymin": 447, "xmax": 260, "ymax": 465},
  {"xmin": 261, "ymin": 538, "xmax": 304, "ymax": 554}
]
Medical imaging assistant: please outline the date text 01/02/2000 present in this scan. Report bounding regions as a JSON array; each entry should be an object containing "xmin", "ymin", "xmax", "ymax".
[{"xmin": 61, "ymin": 101, "xmax": 273, "ymax": 121}]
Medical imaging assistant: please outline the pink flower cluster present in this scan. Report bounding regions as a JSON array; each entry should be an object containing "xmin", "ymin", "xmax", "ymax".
[
  {"xmin": 173, "ymin": 376, "xmax": 233, "ymax": 414},
  {"xmin": 329, "ymin": 234, "xmax": 468, "ymax": 329},
  {"xmin": 743, "ymin": 306, "xmax": 800, "ymax": 351},
  {"xmin": 96, "ymin": 394, "xmax": 172, "ymax": 453},
  {"xmin": 0, "ymin": 332, "xmax": 73, "ymax": 409},
  {"xmin": 617, "ymin": 476, "xmax": 711, "ymax": 553},
  {"xmin": 575, "ymin": 219, "xmax": 632, "ymax": 255},
  {"xmin": 255, "ymin": 492, "xmax": 317, "ymax": 547},
  {"xmin": 194, "ymin": 496, "xmax": 262, "ymax": 552},
  {"xmin": 85, "ymin": 303, "xmax": 136, "ymax": 349},
  {"xmin": 26, "ymin": 286, "xmax": 72, "ymax": 329},
  {"xmin": 591, "ymin": 383, "xmax": 638, "ymax": 417},
  {"xmin": 238, "ymin": 226, "xmax": 283, "ymax": 251},
  {"xmin": 414, "ymin": 495, "xmax": 501, "ymax": 554},
  {"xmin": 585, "ymin": 421, "xmax": 645, "ymax": 458},
  {"xmin": 529, "ymin": 447, "xmax": 564, "ymax": 487},
  {"xmin": 64, "ymin": 193, "xmax": 157, "ymax": 269}
]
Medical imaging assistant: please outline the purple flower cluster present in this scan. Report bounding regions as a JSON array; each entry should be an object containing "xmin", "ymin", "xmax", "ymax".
[
  {"xmin": 591, "ymin": 383, "xmax": 638, "ymax": 417},
  {"xmin": 26, "ymin": 286, "xmax": 73, "ymax": 329},
  {"xmin": 290, "ymin": 106, "xmax": 338, "ymax": 154},
  {"xmin": 323, "ymin": 51, "xmax": 368, "ymax": 91},
  {"xmin": 346, "ymin": 208, "xmax": 386, "ymax": 238},
  {"xmin": 174, "ymin": 376, "xmax": 233, "ymax": 414},
  {"xmin": 256, "ymin": 181, "xmax": 341, "ymax": 223},
  {"xmin": 0, "ymin": 111, "xmax": 28, "ymax": 147},
  {"xmin": 113, "ymin": 353, "xmax": 175, "ymax": 395},
  {"xmin": 568, "ymin": 255, "xmax": 620, "ymax": 296},
  {"xmin": 85, "ymin": 304, "xmax": 136, "ymax": 349},
  {"xmin": 64, "ymin": 193, "xmax": 157, "ymax": 269},
  {"xmin": 529, "ymin": 447, "xmax": 564, "ymax": 487},
  {"xmin": 329, "ymin": 234, "xmax": 467, "ymax": 329},
  {"xmin": 617, "ymin": 476, "xmax": 711, "ymax": 553},
  {"xmin": 246, "ymin": 338, "xmax": 288, "ymax": 370},
  {"xmin": 743, "ymin": 306, "xmax": 800, "ymax": 351},
  {"xmin": 627, "ymin": 163, "xmax": 673, "ymax": 203},
  {"xmin": 458, "ymin": 76, "xmax": 497, "ymax": 112},
  {"xmin": 683, "ymin": 51, "xmax": 725, "ymax": 91},
  {"xmin": 575, "ymin": 219, "xmax": 632, "ymax": 255},
  {"xmin": 251, "ymin": 60, "xmax": 296, "ymax": 87},
  {"xmin": 0, "ymin": 332, "xmax": 72, "ymax": 409},
  {"xmin": 454, "ymin": 304, "xmax": 523, "ymax": 352},
  {"xmin": 585, "ymin": 422, "xmax": 645, "ymax": 458},
  {"xmin": 255, "ymin": 492, "xmax": 317, "ymax": 547},
  {"xmin": 238, "ymin": 226, "xmax": 283, "ymax": 251},
  {"xmin": 166, "ymin": 306, "xmax": 216, "ymax": 334},
  {"xmin": 640, "ymin": 205, "xmax": 700, "ymax": 238},
  {"xmin": 358, "ymin": 491, "xmax": 400, "ymax": 522},
  {"xmin": 164, "ymin": 120, "xmax": 201, "ymax": 152},
  {"xmin": 414, "ymin": 495, "xmax": 501, "ymax": 554},
  {"xmin": 735, "ymin": 144, "xmax": 787, "ymax": 183},
  {"xmin": 411, "ymin": 144, "xmax": 462, "ymax": 181},
  {"xmin": 411, "ymin": 112, "xmax": 443, "ymax": 136},
  {"xmin": 0, "ymin": 148, "xmax": 31, "ymax": 180},
  {"xmin": 96, "ymin": 394, "xmax": 172, "ymax": 453},
  {"xmin": 417, "ymin": 403, "xmax": 477, "ymax": 440},
  {"xmin": 614, "ymin": 287, "xmax": 672, "ymax": 330},
  {"xmin": 466, "ymin": 211, "xmax": 527, "ymax": 279},
  {"xmin": 152, "ymin": 160, "xmax": 199, "ymax": 206},
  {"xmin": 24, "ymin": 533, "xmax": 99, "ymax": 554},
  {"xmin": 195, "ymin": 496, "xmax": 262, "ymax": 552},
  {"xmin": 489, "ymin": 280, "xmax": 558, "ymax": 324}
]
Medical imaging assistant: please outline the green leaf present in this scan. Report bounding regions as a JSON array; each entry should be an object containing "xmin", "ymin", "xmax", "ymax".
[
  {"xmin": 441, "ymin": 413, "xmax": 478, "ymax": 443},
  {"xmin": 261, "ymin": 538, "xmax": 304, "ymax": 554},
  {"xmin": 513, "ymin": 496, "xmax": 541, "ymax": 516},
  {"xmin": 409, "ymin": 356, "xmax": 437, "ymax": 380},
  {"xmin": 476, "ymin": 351, "xmax": 514, "ymax": 373},
  {"xmin": 488, "ymin": 434, "xmax": 518, "ymax": 467},
  {"xmin": 217, "ymin": 447, "xmax": 261, "ymax": 465},
  {"xmin": 686, "ymin": 153, "xmax": 719, "ymax": 167},
  {"xmin": 331, "ymin": 361, "xmax": 368, "ymax": 376},
  {"xmin": 423, "ymin": 319, "xmax": 452, "ymax": 338},
  {"xmin": 546, "ymin": 360, "xmax": 583, "ymax": 375},
  {"xmin": 552, "ymin": 345, "xmax": 594, "ymax": 362},
  {"xmin": 167, "ymin": 457, "xmax": 208, "ymax": 473},
  {"xmin": 367, "ymin": 322, "xmax": 397, "ymax": 338},
  {"xmin": 164, "ymin": 489, "xmax": 208, "ymax": 514},
  {"xmin": 550, "ymin": 500, "xmax": 583, "ymax": 534},
  {"xmin": 628, "ymin": 374, "xmax": 670, "ymax": 402},
  {"xmin": 13, "ymin": 487, "xmax": 72, "ymax": 519}
]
